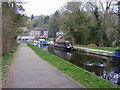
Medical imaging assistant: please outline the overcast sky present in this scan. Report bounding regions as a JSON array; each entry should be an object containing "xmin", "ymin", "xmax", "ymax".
[
  {"xmin": 23, "ymin": 0, "xmax": 108, "ymax": 17},
  {"xmin": 23, "ymin": 0, "xmax": 68, "ymax": 16}
]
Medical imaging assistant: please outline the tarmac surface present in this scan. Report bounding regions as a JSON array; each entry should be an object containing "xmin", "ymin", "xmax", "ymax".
[
  {"xmin": 7, "ymin": 43, "xmax": 83, "ymax": 88},
  {"xmin": 74, "ymin": 46, "xmax": 113, "ymax": 57},
  {"xmin": 74, "ymin": 46, "xmax": 113, "ymax": 53}
]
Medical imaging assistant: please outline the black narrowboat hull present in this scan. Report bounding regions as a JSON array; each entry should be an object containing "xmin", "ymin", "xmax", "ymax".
[
  {"xmin": 54, "ymin": 41, "xmax": 74, "ymax": 51},
  {"xmin": 112, "ymin": 55, "xmax": 120, "ymax": 60},
  {"xmin": 54, "ymin": 45, "xmax": 74, "ymax": 51}
]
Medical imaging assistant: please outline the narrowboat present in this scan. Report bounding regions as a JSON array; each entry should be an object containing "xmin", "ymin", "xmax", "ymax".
[
  {"xmin": 39, "ymin": 39, "xmax": 48, "ymax": 45},
  {"xmin": 33, "ymin": 40, "xmax": 39, "ymax": 46},
  {"xmin": 112, "ymin": 49, "xmax": 120, "ymax": 60},
  {"xmin": 54, "ymin": 41, "xmax": 74, "ymax": 51}
]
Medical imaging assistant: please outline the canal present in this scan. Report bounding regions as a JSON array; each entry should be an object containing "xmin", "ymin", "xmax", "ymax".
[{"xmin": 38, "ymin": 44, "xmax": 120, "ymax": 86}]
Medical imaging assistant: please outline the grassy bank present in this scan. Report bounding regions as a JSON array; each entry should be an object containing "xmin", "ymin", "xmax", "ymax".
[
  {"xmin": 74, "ymin": 44, "xmax": 117, "ymax": 52},
  {"xmin": 2, "ymin": 43, "xmax": 20, "ymax": 84},
  {"xmin": 27, "ymin": 43, "xmax": 119, "ymax": 88}
]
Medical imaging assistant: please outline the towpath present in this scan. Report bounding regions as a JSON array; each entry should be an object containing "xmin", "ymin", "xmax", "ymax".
[
  {"xmin": 6, "ymin": 43, "xmax": 83, "ymax": 88},
  {"xmin": 74, "ymin": 46, "xmax": 113, "ymax": 57}
]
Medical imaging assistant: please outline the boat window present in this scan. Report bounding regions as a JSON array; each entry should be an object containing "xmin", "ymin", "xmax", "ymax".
[
  {"xmin": 66, "ymin": 42, "xmax": 72, "ymax": 46},
  {"xmin": 64, "ymin": 42, "xmax": 66, "ymax": 46}
]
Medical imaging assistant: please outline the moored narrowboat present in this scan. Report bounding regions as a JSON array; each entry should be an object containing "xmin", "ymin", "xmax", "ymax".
[
  {"xmin": 54, "ymin": 41, "xmax": 74, "ymax": 51},
  {"xmin": 39, "ymin": 39, "xmax": 48, "ymax": 45},
  {"xmin": 112, "ymin": 49, "xmax": 120, "ymax": 60}
]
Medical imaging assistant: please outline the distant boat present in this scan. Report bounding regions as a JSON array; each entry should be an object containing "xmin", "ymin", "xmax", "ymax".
[
  {"xmin": 33, "ymin": 40, "xmax": 39, "ymax": 46},
  {"xmin": 39, "ymin": 39, "xmax": 48, "ymax": 45},
  {"xmin": 112, "ymin": 55, "xmax": 120, "ymax": 60},
  {"xmin": 112, "ymin": 49, "xmax": 120, "ymax": 60}
]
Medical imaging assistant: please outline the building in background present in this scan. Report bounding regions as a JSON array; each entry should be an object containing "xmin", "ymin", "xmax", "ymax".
[
  {"xmin": 29, "ymin": 31, "xmax": 41, "ymax": 38},
  {"xmin": 56, "ymin": 32, "xmax": 65, "ymax": 37},
  {"xmin": 43, "ymin": 31, "xmax": 48, "ymax": 38},
  {"xmin": 17, "ymin": 36, "xmax": 35, "ymax": 41},
  {"xmin": 29, "ymin": 30, "xmax": 48, "ymax": 38}
]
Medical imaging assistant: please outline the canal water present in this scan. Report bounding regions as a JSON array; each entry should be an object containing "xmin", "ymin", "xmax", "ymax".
[{"xmin": 37, "ymin": 44, "xmax": 120, "ymax": 86}]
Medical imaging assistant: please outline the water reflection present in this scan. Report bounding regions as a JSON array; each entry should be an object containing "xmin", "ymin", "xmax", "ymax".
[
  {"xmin": 38, "ymin": 44, "xmax": 48, "ymax": 51},
  {"xmin": 53, "ymin": 49, "xmax": 72, "ymax": 60},
  {"xmin": 111, "ymin": 60, "xmax": 120, "ymax": 85},
  {"xmin": 38, "ymin": 45, "xmax": 120, "ymax": 86}
]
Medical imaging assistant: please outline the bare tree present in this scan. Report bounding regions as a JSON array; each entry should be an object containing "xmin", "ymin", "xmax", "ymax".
[{"xmin": 86, "ymin": 0, "xmax": 118, "ymax": 46}]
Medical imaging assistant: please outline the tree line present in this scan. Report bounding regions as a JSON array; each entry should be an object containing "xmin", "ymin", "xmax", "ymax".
[
  {"xmin": 28, "ymin": 0, "xmax": 120, "ymax": 47},
  {"xmin": 47, "ymin": 0, "xmax": 120, "ymax": 47},
  {"xmin": 28, "ymin": 15, "xmax": 49, "ymax": 31},
  {"xmin": 2, "ymin": 2, "xmax": 28, "ymax": 55}
]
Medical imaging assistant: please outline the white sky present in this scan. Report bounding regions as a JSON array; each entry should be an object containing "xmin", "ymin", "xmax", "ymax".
[
  {"xmin": 23, "ymin": 0, "xmax": 68, "ymax": 16},
  {"xmin": 22, "ymin": 0, "xmax": 110, "ymax": 17}
]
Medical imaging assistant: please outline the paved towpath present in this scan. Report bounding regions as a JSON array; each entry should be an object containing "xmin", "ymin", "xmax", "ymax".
[
  {"xmin": 74, "ymin": 46, "xmax": 113, "ymax": 53},
  {"xmin": 74, "ymin": 46, "xmax": 113, "ymax": 57},
  {"xmin": 7, "ymin": 43, "xmax": 83, "ymax": 88}
]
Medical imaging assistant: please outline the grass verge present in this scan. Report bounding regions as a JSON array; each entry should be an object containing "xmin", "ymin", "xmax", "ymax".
[
  {"xmin": 74, "ymin": 44, "xmax": 117, "ymax": 52},
  {"xmin": 2, "ymin": 43, "xmax": 20, "ymax": 85},
  {"xmin": 27, "ymin": 43, "xmax": 120, "ymax": 88}
]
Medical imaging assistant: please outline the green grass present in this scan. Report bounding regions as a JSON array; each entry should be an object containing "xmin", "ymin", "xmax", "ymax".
[
  {"xmin": 2, "ymin": 43, "xmax": 20, "ymax": 81},
  {"xmin": 27, "ymin": 43, "xmax": 119, "ymax": 88},
  {"xmin": 74, "ymin": 44, "xmax": 117, "ymax": 52},
  {"xmin": 74, "ymin": 44, "xmax": 88, "ymax": 47},
  {"xmin": 90, "ymin": 47, "xmax": 117, "ymax": 52},
  {"xmin": 20, "ymin": 40, "xmax": 28, "ymax": 43}
]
